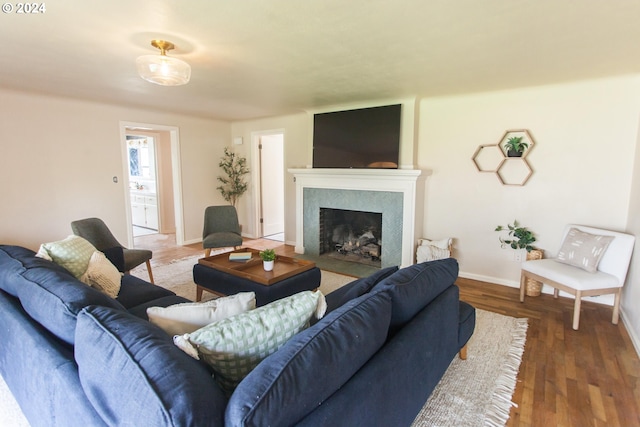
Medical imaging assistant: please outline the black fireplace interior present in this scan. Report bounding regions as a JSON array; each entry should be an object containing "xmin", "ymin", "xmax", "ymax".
[{"xmin": 319, "ymin": 208, "xmax": 382, "ymax": 267}]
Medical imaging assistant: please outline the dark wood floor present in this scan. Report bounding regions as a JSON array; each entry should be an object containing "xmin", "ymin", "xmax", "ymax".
[{"xmin": 136, "ymin": 233, "xmax": 640, "ymax": 427}]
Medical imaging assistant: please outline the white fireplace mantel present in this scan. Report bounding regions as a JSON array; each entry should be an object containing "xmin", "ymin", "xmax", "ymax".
[{"xmin": 288, "ymin": 168, "xmax": 430, "ymax": 267}]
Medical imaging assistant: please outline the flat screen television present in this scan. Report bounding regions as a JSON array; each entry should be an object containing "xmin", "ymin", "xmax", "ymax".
[{"xmin": 312, "ymin": 104, "xmax": 401, "ymax": 169}]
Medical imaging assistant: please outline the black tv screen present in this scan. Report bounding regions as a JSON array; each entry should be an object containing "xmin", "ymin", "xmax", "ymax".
[{"xmin": 312, "ymin": 104, "xmax": 401, "ymax": 169}]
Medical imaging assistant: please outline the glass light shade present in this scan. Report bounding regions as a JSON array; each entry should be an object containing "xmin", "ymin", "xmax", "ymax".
[{"xmin": 136, "ymin": 54, "xmax": 191, "ymax": 86}]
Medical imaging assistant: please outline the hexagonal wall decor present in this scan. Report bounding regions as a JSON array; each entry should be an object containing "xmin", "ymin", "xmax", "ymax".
[
  {"xmin": 471, "ymin": 129, "xmax": 536, "ymax": 186},
  {"xmin": 497, "ymin": 158, "xmax": 533, "ymax": 186},
  {"xmin": 472, "ymin": 144, "xmax": 505, "ymax": 172}
]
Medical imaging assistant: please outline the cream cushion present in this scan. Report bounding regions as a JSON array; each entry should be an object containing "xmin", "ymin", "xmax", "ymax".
[
  {"xmin": 555, "ymin": 228, "xmax": 614, "ymax": 273},
  {"xmin": 416, "ymin": 238, "xmax": 451, "ymax": 263},
  {"xmin": 147, "ymin": 292, "xmax": 256, "ymax": 336},
  {"xmin": 522, "ymin": 259, "xmax": 620, "ymax": 291},
  {"xmin": 79, "ymin": 251, "xmax": 122, "ymax": 298}
]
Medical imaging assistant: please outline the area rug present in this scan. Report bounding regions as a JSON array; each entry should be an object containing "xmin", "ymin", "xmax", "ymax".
[
  {"xmin": 411, "ymin": 309, "xmax": 528, "ymax": 427},
  {"xmin": 0, "ymin": 258, "xmax": 527, "ymax": 427}
]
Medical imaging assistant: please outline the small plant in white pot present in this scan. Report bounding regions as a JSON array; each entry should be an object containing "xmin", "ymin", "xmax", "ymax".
[{"xmin": 259, "ymin": 249, "xmax": 276, "ymax": 271}]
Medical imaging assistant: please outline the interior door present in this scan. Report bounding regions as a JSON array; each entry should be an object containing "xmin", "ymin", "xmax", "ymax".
[{"xmin": 259, "ymin": 134, "xmax": 285, "ymax": 237}]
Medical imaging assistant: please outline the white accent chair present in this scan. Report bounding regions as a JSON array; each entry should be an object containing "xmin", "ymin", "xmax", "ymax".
[{"xmin": 520, "ymin": 224, "xmax": 635, "ymax": 330}]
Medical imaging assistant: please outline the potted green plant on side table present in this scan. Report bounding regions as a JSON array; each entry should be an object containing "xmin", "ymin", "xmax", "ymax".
[
  {"xmin": 259, "ymin": 249, "xmax": 277, "ymax": 271},
  {"xmin": 495, "ymin": 220, "xmax": 544, "ymax": 296}
]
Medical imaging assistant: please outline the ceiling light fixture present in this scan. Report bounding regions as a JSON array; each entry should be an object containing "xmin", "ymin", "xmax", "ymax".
[{"xmin": 136, "ymin": 40, "xmax": 191, "ymax": 86}]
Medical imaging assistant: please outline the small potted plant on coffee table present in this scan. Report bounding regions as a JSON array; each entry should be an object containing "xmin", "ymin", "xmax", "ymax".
[{"xmin": 259, "ymin": 249, "xmax": 277, "ymax": 271}]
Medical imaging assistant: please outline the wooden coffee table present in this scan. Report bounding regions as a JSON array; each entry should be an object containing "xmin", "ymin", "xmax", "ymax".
[{"xmin": 194, "ymin": 248, "xmax": 320, "ymax": 305}]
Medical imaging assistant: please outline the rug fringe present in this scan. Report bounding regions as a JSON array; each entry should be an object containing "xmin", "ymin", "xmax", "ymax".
[{"xmin": 484, "ymin": 317, "xmax": 528, "ymax": 427}]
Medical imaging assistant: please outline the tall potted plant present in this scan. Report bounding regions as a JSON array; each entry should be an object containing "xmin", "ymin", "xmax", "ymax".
[{"xmin": 216, "ymin": 147, "xmax": 250, "ymax": 208}]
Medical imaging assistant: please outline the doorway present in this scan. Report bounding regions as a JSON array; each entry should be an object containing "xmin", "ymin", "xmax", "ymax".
[
  {"xmin": 126, "ymin": 134, "xmax": 159, "ymax": 237},
  {"xmin": 120, "ymin": 122, "xmax": 184, "ymax": 249},
  {"xmin": 253, "ymin": 131, "xmax": 285, "ymax": 241}
]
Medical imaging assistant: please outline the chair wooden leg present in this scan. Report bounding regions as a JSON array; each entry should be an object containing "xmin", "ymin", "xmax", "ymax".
[
  {"xmin": 145, "ymin": 260, "xmax": 154, "ymax": 284},
  {"xmin": 196, "ymin": 285, "xmax": 204, "ymax": 302},
  {"xmin": 612, "ymin": 290, "xmax": 621, "ymax": 325},
  {"xmin": 459, "ymin": 344, "xmax": 468, "ymax": 360},
  {"xmin": 519, "ymin": 271, "xmax": 526, "ymax": 302},
  {"xmin": 204, "ymin": 248, "xmax": 211, "ymax": 257},
  {"xmin": 572, "ymin": 291, "xmax": 582, "ymax": 330}
]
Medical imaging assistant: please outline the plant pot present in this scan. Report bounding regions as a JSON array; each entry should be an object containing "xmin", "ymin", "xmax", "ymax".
[
  {"xmin": 263, "ymin": 260, "xmax": 274, "ymax": 271},
  {"xmin": 507, "ymin": 149, "xmax": 523, "ymax": 158},
  {"xmin": 524, "ymin": 249, "xmax": 544, "ymax": 296}
]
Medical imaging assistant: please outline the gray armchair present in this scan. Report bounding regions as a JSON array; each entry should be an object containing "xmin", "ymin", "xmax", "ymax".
[
  {"xmin": 202, "ymin": 205, "xmax": 243, "ymax": 257},
  {"xmin": 71, "ymin": 217, "xmax": 154, "ymax": 283}
]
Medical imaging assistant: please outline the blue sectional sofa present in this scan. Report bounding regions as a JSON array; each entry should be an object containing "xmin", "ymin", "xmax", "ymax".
[{"xmin": 0, "ymin": 244, "xmax": 475, "ymax": 427}]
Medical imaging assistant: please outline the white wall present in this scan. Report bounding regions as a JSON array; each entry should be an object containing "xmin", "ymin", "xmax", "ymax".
[
  {"xmin": 624, "ymin": 109, "xmax": 640, "ymax": 355},
  {"xmin": 0, "ymin": 89, "xmax": 231, "ymax": 250},
  {"xmin": 231, "ymin": 113, "xmax": 309, "ymax": 244},
  {"xmin": 418, "ymin": 75, "xmax": 640, "ymax": 350}
]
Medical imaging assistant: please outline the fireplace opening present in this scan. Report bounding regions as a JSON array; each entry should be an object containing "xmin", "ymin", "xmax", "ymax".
[{"xmin": 319, "ymin": 208, "xmax": 382, "ymax": 267}]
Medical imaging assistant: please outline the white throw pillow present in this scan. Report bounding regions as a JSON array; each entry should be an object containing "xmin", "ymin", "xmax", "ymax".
[
  {"xmin": 416, "ymin": 238, "xmax": 451, "ymax": 263},
  {"xmin": 147, "ymin": 292, "xmax": 257, "ymax": 336},
  {"xmin": 80, "ymin": 251, "xmax": 122, "ymax": 298}
]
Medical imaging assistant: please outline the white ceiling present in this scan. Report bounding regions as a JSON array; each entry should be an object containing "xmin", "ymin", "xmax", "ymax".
[{"xmin": 3, "ymin": 1, "xmax": 640, "ymax": 121}]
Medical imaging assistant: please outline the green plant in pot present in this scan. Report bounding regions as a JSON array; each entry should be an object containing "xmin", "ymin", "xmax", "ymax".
[
  {"xmin": 217, "ymin": 147, "xmax": 250, "ymax": 208},
  {"xmin": 259, "ymin": 249, "xmax": 276, "ymax": 271},
  {"xmin": 495, "ymin": 220, "xmax": 537, "ymax": 252},
  {"xmin": 503, "ymin": 136, "xmax": 529, "ymax": 157}
]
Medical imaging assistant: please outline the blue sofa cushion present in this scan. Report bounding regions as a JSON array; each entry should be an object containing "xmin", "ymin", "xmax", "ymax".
[
  {"xmin": 0, "ymin": 245, "xmax": 126, "ymax": 345},
  {"xmin": 226, "ymin": 289, "xmax": 392, "ymax": 427},
  {"xmin": 373, "ymin": 258, "xmax": 459, "ymax": 330},
  {"xmin": 75, "ymin": 305, "xmax": 227, "ymax": 427},
  {"xmin": 0, "ymin": 245, "xmax": 68, "ymax": 297},
  {"xmin": 324, "ymin": 265, "xmax": 398, "ymax": 313},
  {"xmin": 116, "ymin": 274, "xmax": 176, "ymax": 308}
]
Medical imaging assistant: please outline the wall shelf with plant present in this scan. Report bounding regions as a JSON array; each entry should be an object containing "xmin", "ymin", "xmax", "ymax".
[{"xmin": 471, "ymin": 129, "xmax": 536, "ymax": 186}]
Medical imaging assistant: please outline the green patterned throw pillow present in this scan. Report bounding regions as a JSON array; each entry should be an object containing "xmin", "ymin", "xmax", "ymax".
[
  {"xmin": 185, "ymin": 290, "xmax": 326, "ymax": 395},
  {"xmin": 38, "ymin": 235, "xmax": 97, "ymax": 278}
]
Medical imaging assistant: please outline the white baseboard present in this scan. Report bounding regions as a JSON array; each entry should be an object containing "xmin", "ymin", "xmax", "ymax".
[
  {"xmin": 182, "ymin": 238, "xmax": 201, "ymax": 246},
  {"xmin": 620, "ymin": 310, "xmax": 640, "ymax": 358}
]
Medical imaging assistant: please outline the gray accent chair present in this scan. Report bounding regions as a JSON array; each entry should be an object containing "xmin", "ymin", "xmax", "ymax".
[
  {"xmin": 202, "ymin": 205, "xmax": 243, "ymax": 257},
  {"xmin": 71, "ymin": 217, "xmax": 154, "ymax": 283}
]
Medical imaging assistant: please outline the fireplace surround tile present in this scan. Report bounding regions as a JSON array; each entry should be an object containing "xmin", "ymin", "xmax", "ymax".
[
  {"xmin": 303, "ymin": 189, "xmax": 403, "ymax": 268},
  {"xmin": 289, "ymin": 168, "xmax": 426, "ymax": 268}
]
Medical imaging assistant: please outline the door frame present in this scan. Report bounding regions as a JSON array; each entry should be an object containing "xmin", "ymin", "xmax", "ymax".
[
  {"xmin": 119, "ymin": 121, "xmax": 185, "ymax": 247},
  {"xmin": 250, "ymin": 129, "xmax": 285, "ymax": 238}
]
